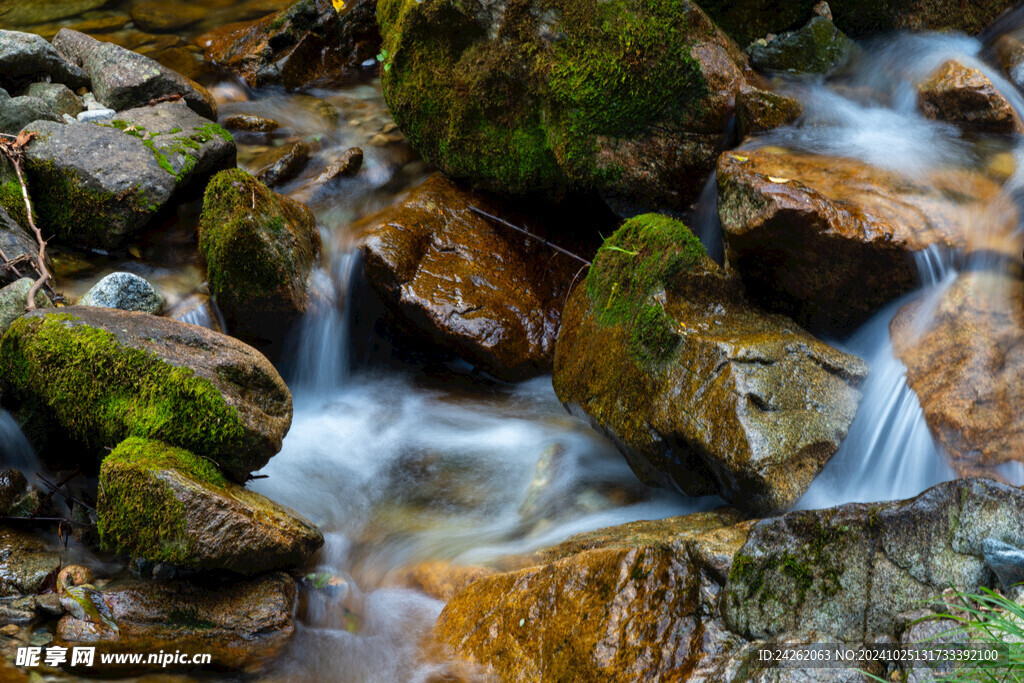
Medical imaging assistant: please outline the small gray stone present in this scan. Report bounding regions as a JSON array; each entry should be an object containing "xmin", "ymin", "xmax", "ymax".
[
  {"xmin": 0, "ymin": 87, "xmax": 60, "ymax": 135},
  {"xmin": 0, "ymin": 277, "xmax": 52, "ymax": 333},
  {"xmin": 80, "ymin": 272, "xmax": 163, "ymax": 314},
  {"xmin": 983, "ymin": 537, "xmax": 1024, "ymax": 591},
  {"xmin": 25, "ymin": 82, "xmax": 83, "ymax": 118},
  {"xmin": 76, "ymin": 108, "xmax": 116, "ymax": 122},
  {"xmin": 0, "ymin": 30, "xmax": 89, "ymax": 92}
]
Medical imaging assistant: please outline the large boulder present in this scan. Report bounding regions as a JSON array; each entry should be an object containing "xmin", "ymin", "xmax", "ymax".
[
  {"xmin": 0, "ymin": 528, "xmax": 60, "ymax": 597},
  {"xmin": 98, "ymin": 438, "xmax": 323, "ymax": 573},
  {"xmin": 918, "ymin": 59, "xmax": 1023, "ymax": 134},
  {"xmin": 6, "ymin": 101, "xmax": 235, "ymax": 251},
  {"xmin": 55, "ymin": 572, "xmax": 297, "ymax": 672},
  {"xmin": 891, "ymin": 270, "xmax": 1024, "ymax": 478},
  {"xmin": 0, "ymin": 306, "xmax": 292, "ymax": 481},
  {"xmin": 716, "ymin": 148, "xmax": 1016, "ymax": 334},
  {"xmin": 0, "ymin": 30, "xmax": 89, "ymax": 92},
  {"xmin": 52, "ymin": 29, "xmax": 217, "ymax": 120},
  {"xmin": 552, "ymin": 214, "xmax": 867, "ymax": 515},
  {"xmin": 198, "ymin": 169, "xmax": 321, "ymax": 354},
  {"xmin": 377, "ymin": 0, "xmax": 755, "ymax": 209},
  {"xmin": 359, "ymin": 174, "xmax": 580, "ymax": 380},
  {"xmin": 722, "ymin": 478, "xmax": 1024, "ymax": 642}
]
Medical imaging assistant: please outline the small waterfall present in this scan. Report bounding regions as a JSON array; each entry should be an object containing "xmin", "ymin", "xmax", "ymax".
[
  {"xmin": 691, "ymin": 174, "xmax": 724, "ymax": 264},
  {"xmin": 0, "ymin": 409, "xmax": 37, "ymax": 471}
]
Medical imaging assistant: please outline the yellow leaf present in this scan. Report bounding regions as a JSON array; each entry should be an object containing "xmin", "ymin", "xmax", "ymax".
[
  {"xmin": 768, "ymin": 176, "xmax": 790, "ymax": 184},
  {"xmin": 729, "ymin": 154, "xmax": 748, "ymax": 162},
  {"xmin": 333, "ymin": 0, "xmax": 345, "ymax": 9}
]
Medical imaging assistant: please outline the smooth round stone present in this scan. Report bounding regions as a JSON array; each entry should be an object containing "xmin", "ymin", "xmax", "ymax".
[{"xmin": 79, "ymin": 272, "xmax": 163, "ymax": 314}]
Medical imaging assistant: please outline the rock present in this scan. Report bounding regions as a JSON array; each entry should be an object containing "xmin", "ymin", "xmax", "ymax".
[
  {"xmin": 377, "ymin": 0, "xmax": 755, "ymax": 209},
  {"xmin": 56, "ymin": 565, "xmax": 93, "ymax": 593},
  {"xmin": 198, "ymin": 169, "xmax": 321, "ymax": 354},
  {"xmin": 0, "ymin": 205, "xmax": 41, "ymax": 286},
  {"xmin": 0, "ymin": 89, "xmax": 60, "ymax": 135},
  {"xmin": 52, "ymin": 29, "xmax": 217, "ymax": 121},
  {"xmin": 982, "ymin": 538, "xmax": 1024, "ymax": 592},
  {"xmin": 9, "ymin": 101, "xmax": 235, "ymax": 251},
  {"xmin": 79, "ymin": 272, "xmax": 163, "ymax": 314},
  {"xmin": 722, "ymin": 478, "xmax": 1024, "ymax": 642},
  {"xmin": 0, "ymin": 31, "xmax": 90, "ymax": 92},
  {"xmin": 553, "ymin": 214, "xmax": 867, "ymax": 515},
  {"xmin": 735, "ymin": 85, "xmax": 803, "ymax": 139},
  {"xmin": 75, "ymin": 108, "xmax": 116, "ymax": 122},
  {"xmin": 747, "ymin": 16, "xmax": 855, "ymax": 74},
  {"xmin": 99, "ymin": 438, "xmax": 323, "ymax": 573},
  {"xmin": 314, "ymin": 146, "xmax": 363, "ymax": 182},
  {"xmin": 716, "ymin": 148, "xmax": 1016, "ymax": 334},
  {"xmin": 359, "ymin": 174, "xmax": 581, "ymax": 380},
  {"xmin": 254, "ymin": 140, "xmax": 312, "ymax": 187},
  {"xmin": 199, "ymin": 0, "xmax": 379, "ymax": 90},
  {"xmin": 890, "ymin": 271, "xmax": 1024, "ymax": 477},
  {"xmin": 0, "ymin": 1, "xmax": 109, "ymax": 26},
  {"xmin": 24, "ymin": 82, "xmax": 84, "ymax": 118},
  {"xmin": 995, "ymin": 35, "xmax": 1024, "ymax": 92},
  {"xmin": 223, "ymin": 113, "xmax": 280, "ymax": 133},
  {"xmin": 0, "ymin": 306, "xmax": 292, "ymax": 481},
  {"xmin": 434, "ymin": 509, "xmax": 749, "ymax": 680},
  {"xmin": 130, "ymin": 2, "xmax": 207, "ymax": 32},
  {"xmin": 918, "ymin": 59, "xmax": 1023, "ymax": 134},
  {"xmin": 0, "ymin": 278, "xmax": 52, "ymax": 334},
  {"xmin": 400, "ymin": 562, "xmax": 497, "ymax": 602},
  {"xmin": 0, "ymin": 468, "xmax": 26, "ymax": 514},
  {"xmin": 0, "ymin": 528, "xmax": 60, "ymax": 597},
  {"xmin": 55, "ymin": 572, "xmax": 297, "ymax": 672}
]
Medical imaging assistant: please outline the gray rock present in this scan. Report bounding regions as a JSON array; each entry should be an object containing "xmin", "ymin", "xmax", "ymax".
[
  {"xmin": 79, "ymin": 272, "xmax": 163, "ymax": 314},
  {"xmin": 0, "ymin": 88, "xmax": 60, "ymax": 135},
  {"xmin": 75, "ymin": 108, "xmax": 116, "ymax": 123},
  {"xmin": 21, "ymin": 99, "xmax": 235, "ymax": 250},
  {"xmin": 0, "ymin": 528, "xmax": 60, "ymax": 597},
  {"xmin": 25, "ymin": 82, "xmax": 84, "ymax": 118},
  {"xmin": 0, "ymin": 277, "xmax": 52, "ymax": 333},
  {"xmin": 0, "ymin": 30, "xmax": 89, "ymax": 91},
  {"xmin": 747, "ymin": 16, "xmax": 855, "ymax": 75},
  {"xmin": 0, "ymin": 204, "xmax": 41, "ymax": 288},
  {"xmin": 52, "ymin": 29, "xmax": 217, "ymax": 120},
  {"xmin": 983, "ymin": 537, "xmax": 1024, "ymax": 592}
]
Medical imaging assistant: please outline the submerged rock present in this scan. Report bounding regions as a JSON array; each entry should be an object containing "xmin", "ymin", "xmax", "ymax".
[
  {"xmin": 747, "ymin": 16, "xmax": 855, "ymax": 74},
  {"xmin": 918, "ymin": 59, "xmax": 1023, "ymax": 134},
  {"xmin": 0, "ymin": 1, "xmax": 109, "ymax": 27},
  {"xmin": 722, "ymin": 478, "xmax": 1024, "ymax": 641},
  {"xmin": 0, "ymin": 277, "xmax": 52, "ymax": 334},
  {"xmin": 129, "ymin": 1, "xmax": 206, "ymax": 33},
  {"xmin": 0, "ymin": 30, "xmax": 90, "ymax": 92},
  {"xmin": 0, "ymin": 528, "xmax": 60, "ymax": 597},
  {"xmin": 0, "ymin": 306, "xmax": 292, "ymax": 480},
  {"xmin": 716, "ymin": 148, "xmax": 1015, "ymax": 334},
  {"xmin": 553, "ymin": 214, "xmax": 867, "ymax": 515},
  {"xmin": 223, "ymin": 113, "xmax": 281, "ymax": 133},
  {"xmin": 55, "ymin": 572, "xmax": 297, "ymax": 672},
  {"xmin": 377, "ymin": 0, "xmax": 755, "ymax": 209},
  {"xmin": 315, "ymin": 146, "xmax": 363, "ymax": 182},
  {"xmin": 359, "ymin": 174, "xmax": 581, "ymax": 380},
  {"xmin": 254, "ymin": 140, "xmax": 312, "ymax": 188},
  {"xmin": 198, "ymin": 169, "xmax": 320, "ymax": 354},
  {"xmin": 99, "ymin": 438, "xmax": 323, "ymax": 573},
  {"xmin": 80, "ymin": 272, "xmax": 163, "ymax": 314}
]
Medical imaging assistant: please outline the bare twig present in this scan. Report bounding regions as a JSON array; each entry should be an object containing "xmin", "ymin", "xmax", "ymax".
[
  {"xmin": 468, "ymin": 206, "xmax": 592, "ymax": 266},
  {"xmin": 0, "ymin": 130, "xmax": 50, "ymax": 310},
  {"xmin": 37, "ymin": 474, "xmax": 95, "ymax": 512},
  {"xmin": 0, "ymin": 516, "xmax": 90, "ymax": 527}
]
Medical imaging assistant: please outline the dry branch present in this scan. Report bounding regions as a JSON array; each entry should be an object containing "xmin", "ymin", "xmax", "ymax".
[{"xmin": 0, "ymin": 130, "xmax": 50, "ymax": 310}]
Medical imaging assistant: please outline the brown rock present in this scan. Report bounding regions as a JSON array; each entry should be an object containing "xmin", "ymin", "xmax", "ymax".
[
  {"xmin": 918, "ymin": 59, "xmax": 1023, "ymax": 134},
  {"xmin": 399, "ymin": 561, "xmax": 496, "ymax": 601},
  {"xmin": 130, "ymin": 2, "xmax": 207, "ymax": 32},
  {"xmin": 358, "ymin": 173, "xmax": 581, "ymax": 381},
  {"xmin": 315, "ymin": 146, "xmax": 363, "ymax": 182},
  {"xmin": 995, "ymin": 34, "xmax": 1024, "ymax": 92},
  {"xmin": 254, "ymin": 140, "xmax": 312, "ymax": 187},
  {"xmin": 224, "ymin": 113, "xmax": 281, "ymax": 132},
  {"xmin": 0, "ymin": 528, "xmax": 60, "ymax": 597},
  {"xmin": 717, "ymin": 148, "xmax": 1018, "ymax": 334},
  {"xmin": 736, "ymin": 85, "xmax": 803, "ymax": 138},
  {"xmin": 0, "ymin": 468, "xmax": 26, "ymax": 514}
]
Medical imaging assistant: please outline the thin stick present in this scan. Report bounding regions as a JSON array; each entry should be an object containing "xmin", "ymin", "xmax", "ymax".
[
  {"xmin": 37, "ymin": 474, "xmax": 95, "ymax": 512},
  {"xmin": 468, "ymin": 206, "xmax": 591, "ymax": 266},
  {"xmin": 0, "ymin": 132, "xmax": 50, "ymax": 311}
]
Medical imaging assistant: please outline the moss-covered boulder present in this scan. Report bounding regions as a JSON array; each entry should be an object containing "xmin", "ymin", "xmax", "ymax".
[
  {"xmin": 552, "ymin": 214, "xmax": 867, "ymax": 515},
  {"xmin": 747, "ymin": 16, "xmax": 855, "ymax": 74},
  {"xmin": 198, "ymin": 169, "xmax": 321, "ymax": 354},
  {"xmin": 722, "ymin": 478, "xmax": 1024, "ymax": 642},
  {"xmin": 98, "ymin": 438, "xmax": 323, "ymax": 573},
  {"xmin": 0, "ymin": 306, "xmax": 292, "ymax": 480},
  {"xmin": 377, "ymin": 0, "xmax": 754, "ymax": 209}
]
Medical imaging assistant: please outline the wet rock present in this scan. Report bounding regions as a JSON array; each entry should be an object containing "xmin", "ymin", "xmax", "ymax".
[
  {"xmin": 0, "ymin": 31, "xmax": 90, "ymax": 92},
  {"xmin": 0, "ymin": 468, "xmax": 26, "ymax": 515},
  {"xmin": 55, "ymin": 572, "xmax": 297, "ymax": 672},
  {"xmin": 199, "ymin": 0, "xmax": 378, "ymax": 90},
  {"xmin": 130, "ymin": 2, "xmax": 207, "ymax": 33},
  {"xmin": 735, "ymin": 85, "xmax": 803, "ymax": 139},
  {"xmin": 99, "ymin": 438, "xmax": 323, "ymax": 573},
  {"xmin": 198, "ymin": 169, "xmax": 320, "ymax": 354},
  {"xmin": 359, "ymin": 173, "xmax": 580, "ymax": 380},
  {"xmin": 0, "ymin": 306, "xmax": 293, "ymax": 480},
  {"xmin": 553, "ymin": 214, "xmax": 867, "ymax": 515},
  {"xmin": 0, "ymin": 528, "xmax": 60, "ymax": 597},
  {"xmin": 435, "ymin": 509, "xmax": 747, "ymax": 679},
  {"xmin": 0, "ymin": 89, "xmax": 60, "ymax": 135},
  {"xmin": 24, "ymin": 82, "xmax": 84, "ymax": 118},
  {"xmin": 918, "ymin": 59, "xmax": 1023, "ymax": 134},
  {"xmin": 0, "ymin": 1, "xmax": 109, "ymax": 26},
  {"xmin": 52, "ymin": 29, "xmax": 217, "ymax": 121},
  {"xmin": 0, "ymin": 206, "xmax": 41, "ymax": 287},
  {"xmin": 254, "ymin": 140, "xmax": 312, "ymax": 187},
  {"xmin": 891, "ymin": 271, "xmax": 1024, "ymax": 477},
  {"xmin": 400, "ymin": 562, "xmax": 496, "ymax": 602},
  {"xmin": 982, "ymin": 538, "xmax": 1024, "ymax": 592},
  {"xmin": 378, "ymin": 0, "xmax": 756, "ymax": 209},
  {"xmin": 716, "ymin": 148, "xmax": 1015, "ymax": 334},
  {"xmin": 11, "ymin": 101, "xmax": 235, "ymax": 251},
  {"xmin": 722, "ymin": 478, "xmax": 1024, "ymax": 642},
  {"xmin": 56, "ymin": 565, "xmax": 94, "ymax": 593},
  {"xmin": 315, "ymin": 146, "xmax": 363, "ymax": 182},
  {"xmin": 995, "ymin": 34, "xmax": 1024, "ymax": 92},
  {"xmin": 0, "ymin": 278, "xmax": 52, "ymax": 334},
  {"xmin": 223, "ymin": 113, "xmax": 281, "ymax": 133},
  {"xmin": 80, "ymin": 272, "xmax": 163, "ymax": 314},
  {"xmin": 748, "ymin": 16, "xmax": 855, "ymax": 74}
]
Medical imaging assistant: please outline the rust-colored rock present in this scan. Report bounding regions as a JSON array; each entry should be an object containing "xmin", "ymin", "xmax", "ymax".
[
  {"xmin": 359, "ymin": 173, "xmax": 581, "ymax": 381},
  {"xmin": 717, "ymin": 148, "xmax": 1017, "ymax": 334},
  {"xmin": 399, "ymin": 561, "xmax": 496, "ymax": 601},
  {"xmin": 891, "ymin": 270, "xmax": 1024, "ymax": 477},
  {"xmin": 918, "ymin": 59, "xmax": 1023, "ymax": 134},
  {"xmin": 735, "ymin": 85, "xmax": 803, "ymax": 139}
]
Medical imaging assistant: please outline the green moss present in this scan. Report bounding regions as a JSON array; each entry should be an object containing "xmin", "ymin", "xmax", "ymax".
[
  {"xmin": 0, "ymin": 175, "xmax": 30, "ymax": 227},
  {"xmin": 166, "ymin": 608, "xmax": 216, "ymax": 630},
  {"xmin": 629, "ymin": 303, "xmax": 680, "ymax": 362}
]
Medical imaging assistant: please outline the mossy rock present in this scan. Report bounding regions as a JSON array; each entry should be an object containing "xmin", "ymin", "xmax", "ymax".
[
  {"xmin": 0, "ymin": 306, "xmax": 292, "ymax": 480},
  {"xmin": 0, "ymin": 277, "xmax": 52, "ymax": 334},
  {"xmin": 553, "ymin": 214, "xmax": 868, "ymax": 515},
  {"xmin": 198, "ymin": 168, "xmax": 320, "ymax": 355},
  {"xmin": 98, "ymin": 437, "xmax": 323, "ymax": 573},
  {"xmin": 747, "ymin": 16, "xmax": 855, "ymax": 74},
  {"xmin": 377, "ymin": 0, "xmax": 751, "ymax": 209}
]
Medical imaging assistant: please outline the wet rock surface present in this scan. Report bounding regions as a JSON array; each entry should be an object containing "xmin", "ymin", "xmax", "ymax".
[
  {"xmin": 254, "ymin": 140, "xmax": 312, "ymax": 187},
  {"xmin": 747, "ymin": 16, "xmax": 855, "ymax": 74},
  {"xmin": 553, "ymin": 214, "xmax": 867, "ymax": 515},
  {"xmin": 918, "ymin": 59, "xmax": 1023, "ymax": 134},
  {"xmin": 735, "ymin": 86, "xmax": 803, "ymax": 139},
  {"xmin": 0, "ymin": 528, "xmax": 60, "ymax": 597}
]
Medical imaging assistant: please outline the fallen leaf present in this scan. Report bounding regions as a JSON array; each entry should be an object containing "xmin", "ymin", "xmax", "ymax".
[{"xmin": 768, "ymin": 176, "xmax": 790, "ymax": 184}]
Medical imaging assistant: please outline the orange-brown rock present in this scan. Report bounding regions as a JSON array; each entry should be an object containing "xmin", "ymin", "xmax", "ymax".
[
  {"xmin": 717, "ymin": 148, "xmax": 1017, "ymax": 334},
  {"xmin": 735, "ymin": 85, "xmax": 803, "ymax": 139},
  {"xmin": 891, "ymin": 270, "xmax": 1024, "ymax": 477},
  {"xmin": 918, "ymin": 60, "xmax": 1024, "ymax": 134},
  {"xmin": 398, "ymin": 561, "xmax": 497, "ymax": 601},
  {"xmin": 358, "ymin": 173, "xmax": 582, "ymax": 381}
]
